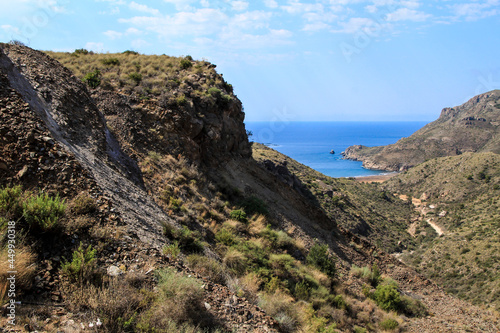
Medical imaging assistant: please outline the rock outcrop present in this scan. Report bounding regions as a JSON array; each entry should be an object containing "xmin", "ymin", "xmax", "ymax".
[{"xmin": 342, "ymin": 90, "xmax": 500, "ymax": 171}]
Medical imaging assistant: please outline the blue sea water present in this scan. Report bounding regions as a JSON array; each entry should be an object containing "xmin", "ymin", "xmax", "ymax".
[{"xmin": 245, "ymin": 121, "xmax": 428, "ymax": 178}]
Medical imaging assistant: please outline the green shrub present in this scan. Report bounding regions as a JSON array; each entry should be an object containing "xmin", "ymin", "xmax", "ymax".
[
  {"xmin": 0, "ymin": 186, "xmax": 23, "ymax": 219},
  {"xmin": 374, "ymin": 283, "xmax": 401, "ymax": 312},
  {"xmin": 332, "ymin": 294, "xmax": 347, "ymax": 310},
  {"xmin": 152, "ymin": 268, "xmax": 210, "ymax": 327},
  {"xmin": 163, "ymin": 224, "xmax": 203, "ymax": 253},
  {"xmin": 186, "ymin": 254, "xmax": 226, "ymax": 284},
  {"xmin": 71, "ymin": 193, "xmax": 97, "ymax": 215},
  {"xmin": 129, "ymin": 72, "xmax": 142, "ymax": 85},
  {"xmin": 230, "ymin": 209, "xmax": 247, "ymax": 223},
  {"xmin": 176, "ymin": 94, "xmax": 187, "ymax": 106},
  {"xmin": 239, "ymin": 196, "xmax": 268, "ymax": 216},
  {"xmin": 83, "ymin": 69, "xmax": 101, "ymax": 88},
  {"xmin": 352, "ymin": 264, "xmax": 381, "ymax": 287},
  {"xmin": 73, "ymin": 48, "xmax": 89, "ymax": 55},
  {"xmin": 163, "ymin": 241, "xmax": 181, "ymax": 260},
  {"xmin": 22, "ymin": 192, "xmax": 66, "ymax": 231},
  {"xmin": 61, "ymin": 243, "xmax": 97, "ymax": 283},
  {"xmin": 101, "ymin": 58, "xmax": 120, "ymax": 66},
  {"xmin": 122, "ymin": 50, "xmax": 139, "ymax": 55},
  {"xmin": 400, "ymin": 294, "xmax": 427, "ymax": 317},
  {"xmin": 215, "ymin": 228, "xmax": 237, "ymax": 246},
  {"xmin": 306, "ymin": 243, "xmax": 336, "ymax": 278},
  {"xmin": 208, "ymin": 87, "xmax": 221, "ymax": 98},
  {"xmin": 294, "ymin": 281, "xmax": 310, "ymax": 300},
  {"xmin": 180, "ymin": 58, "xmax": 193, "ymax": 69},
  {"xmin": 379, "ymin": 318, "xmax": 399, "ymax": 330}
]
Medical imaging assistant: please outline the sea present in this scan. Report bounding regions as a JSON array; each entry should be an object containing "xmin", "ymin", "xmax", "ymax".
[{"xmin": 244, "ymin": 121, "xmax": 428, "ymax": 178}]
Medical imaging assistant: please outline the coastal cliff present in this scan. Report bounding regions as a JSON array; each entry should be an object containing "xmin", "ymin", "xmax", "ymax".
[{"xmin": 342, "ymin": 90, "xmax": 500, "ymax": 171}]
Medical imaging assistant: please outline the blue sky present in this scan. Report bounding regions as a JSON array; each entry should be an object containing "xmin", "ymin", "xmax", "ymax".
[{"xmin": 1, "ymin": 0, "xmax": 499, "ymax": 121}]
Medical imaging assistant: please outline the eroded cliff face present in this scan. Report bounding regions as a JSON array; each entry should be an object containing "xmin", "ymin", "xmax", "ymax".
[
  {"xmin": 0, "ymin": 43, "xmax": 253, "ymax": 246},
  {"xmin": 342, "ymin": 90, "xmax": 500, "ymax": 171}
]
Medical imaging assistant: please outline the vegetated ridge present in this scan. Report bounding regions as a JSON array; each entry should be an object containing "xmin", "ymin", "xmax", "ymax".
[
  {"xmin": 383, "ymin": 152, "xmax": 500, "ymax": 311},
  {"xmin": 342, "ymin": 90, "xmax": 500, "ymax": 171},
  {"xmin": 0, "ymin": 43, "xmax": 498, "ymax": 332}
]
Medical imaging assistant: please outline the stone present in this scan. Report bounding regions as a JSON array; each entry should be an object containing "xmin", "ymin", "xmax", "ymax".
[
  {"xmin": 107, "ymin": 265, "xmax": 123, "ymax": 277},
  {"xmin": 16, "ymin": 165, "xmax": 29, "ymax": 178}
]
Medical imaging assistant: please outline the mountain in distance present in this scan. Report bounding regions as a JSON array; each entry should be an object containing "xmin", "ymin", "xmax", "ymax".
[{"xmin": 342, "ymin": 90, "xmax": 500, "ymax": 171}]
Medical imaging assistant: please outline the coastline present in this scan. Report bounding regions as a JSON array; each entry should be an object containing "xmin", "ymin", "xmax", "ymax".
[{"xmin": 353, "ymin": 172, "xmax": 399, "ymax": 183}]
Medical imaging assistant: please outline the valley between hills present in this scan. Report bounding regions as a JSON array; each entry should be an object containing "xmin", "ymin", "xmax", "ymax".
[{"xmin": 0, "ymin": 42, "xmax": 499, "ymax": 332}]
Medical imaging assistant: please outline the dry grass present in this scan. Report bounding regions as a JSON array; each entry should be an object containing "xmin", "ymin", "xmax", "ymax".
[{"xmin": 0, "ymin": 244, "xmax": 36, "ymax": 303}]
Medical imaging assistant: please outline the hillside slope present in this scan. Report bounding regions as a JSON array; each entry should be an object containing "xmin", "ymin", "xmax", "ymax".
[
  {"xmin": 0, "ymin": 44, "xmax": 498, "ymax": 332},
  {"xmin": 343, "ymin": 91, "xmax": 500, "ymax": 171},
  {"xmin": 383, "ymin": 152, "xmax": 500, "ymax": 311},
  {"xmin": 252, "ymin": 143, "xmax": 416, "ymax": 254}
]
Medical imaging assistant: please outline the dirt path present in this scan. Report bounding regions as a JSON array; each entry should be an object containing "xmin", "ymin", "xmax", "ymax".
[{"xmin": 426, "ymin": 218, "xmax": 444, "ymax": 236}]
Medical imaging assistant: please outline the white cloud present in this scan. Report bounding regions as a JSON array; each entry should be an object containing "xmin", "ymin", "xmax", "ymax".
[
  {"xmin": 131, "ymin": 38, "xmax": 150, "ymax": 48},
  {"xmin": 162, "ymin": 0, "xmax": 197, "ymax": 11},
  {"xmin": 385, "ymin": 8, "xmax": 430, "ymax": 22},
  {"xmin": 231, "ymin": 1, "xmax": 249, "ymax": 11},
  {"xmin": 129, "ymin": 1, "xmax": 160, "ymax": 15},
  {"xmin": 303, "ymin": 21, "xmax": 332, "ymax": 31},
  {"xmin": 103, "ymin": 30, "xmax": 123, "ymax": 39},
  {"xmin": 120, "ymin": 8, "xmax": 228, "ymax": 37},
  {"xmin": 263, "ymin": 0, "xmax": 278, "ymax": 8},
  {"xmin": 451, "ymin": 1, "xmax": 500, "ymax": 21},
  {"xmin": 333, "ymin": 17, "xmax": 376, "ymax": 34},
  {"xmin": 86, "ymin": 42, "xmax": 105, "ymax": 52},
  {"xmin": 126, "ymin": 27, "xmax": 141, "ymax": 34},
  {"xmin": 282, "ymin": 1, "xmax": 324, "ymax": 15},
  {"xmin": 217, "ymin": 28, "xmax": 293, "ymax": 49},
  {"xmin": 1, "ymin": 25, "xmax": 21, "ymax": 35},
  {"xmin": 95, "ymin": 0, "xmax": 126, "ymax": 4},
  {"xmin": 229, "ymin": 11, "xmax": 272, "ymax": 30}
]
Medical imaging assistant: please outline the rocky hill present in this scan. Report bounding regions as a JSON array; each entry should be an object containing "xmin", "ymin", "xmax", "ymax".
[
  {"xmin": 383, "ymin": 152, "xmax": 500, "ymax": 312},
  {"xmin": 1, "ymin": 43, "xmax": 499, "ymax": 332},
  {"xmin": 342, "ymin": 91, "xmax": 500, "ymax": 171}
]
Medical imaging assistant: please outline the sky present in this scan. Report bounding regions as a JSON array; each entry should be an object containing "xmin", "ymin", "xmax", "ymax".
[{"xmin": 0, "ymin": 0, "xmax": 499, "ymax": 122}]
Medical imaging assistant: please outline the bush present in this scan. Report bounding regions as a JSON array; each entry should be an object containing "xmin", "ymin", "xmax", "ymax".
[
  {"xmin": 163, "ymin": 224, "xmax": 203, "ymax": 253},
  {"xmin": 101, "ymin": 58, "xmax": 120, "ymax": 66},
  {"xmin": 230, "ymin": 209, "xmax": 247, "ymax": 223},
  {"xmin": 22, "ymin": 192, "xmax": 66, "ymax": 231},
  {"xmin": 352, "ymin": 264, "xmax": 381, "ymax": 287},
  {"xmin": 61, "ymin": 243, "xmax": 97, "ymax": 283},
  {"xmin": 176, "ymin": 94, "xmax": 187, "ymax": 106},
  {"xmin": 129, "ymin": 72, "xmax": 142, "ymax": 85},
  {"xmin": 83, "ymin": 69, "xmax": 101, "ymax": 88},
  {"xmin": 71, "ymin": 193, "xmax": 97, "ymax": 215},
  {"xmin": 215, "ymin": 228, "xmax": 237, "ymax": 246},
  {"xmin": 73, "ymin": 48, "xmax": 89, "ymax": 55},
  {"xmin": 306, "ymin": 243, "xmax": 336, "ymax": 278},
  {"xmin": 163, "ymin": 241, "xmax": 181, "ymax": 260},
  {"xmin": 186, "ymin": 254, "xmax": 226, "ymax": 284},
  {"xmin": 223, "ymin": 248, "xmax": 247, "ymax": 275},
  {"xmin": 400, "ymin": 294, "xmax": 427, "ymax": 317},
  {"xmin": 0, "ymin": 186, "xmax": 23, "ymax": 219},
  {"xmin": 155, "ymin": 268, "xmax": 205, "ymax": 324},
  {"xmin": 374, "ymin": 283, "xmax": 401, "ymax": 312},
  {"xmin": 239, "ymin": 196, "xmax": 268, "ymax": 216},
  {"xmin": 180, "ymin": 58, "xmax": 193, "ymax": 69},
  {"xmin": 208, "ymin": 87, "xmax": 221, "ymax": 98},
  {"xmin": 122, "ymin": 50, "xmax": 139, "ymax": 55},
  {"xmin": 379, "ymin": 318, "xmax": 399, "ymax": 330}
]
